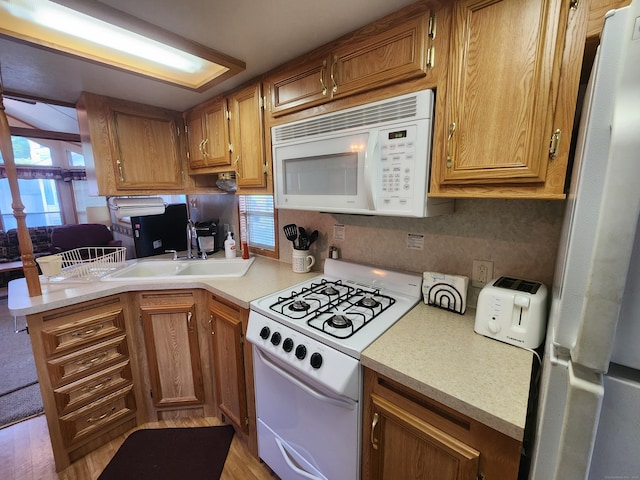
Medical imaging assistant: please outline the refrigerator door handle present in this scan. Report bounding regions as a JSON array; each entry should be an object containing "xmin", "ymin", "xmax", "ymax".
[{"xmin": 553, "ymin": 360, "xmax": 604, "ymax": 480}]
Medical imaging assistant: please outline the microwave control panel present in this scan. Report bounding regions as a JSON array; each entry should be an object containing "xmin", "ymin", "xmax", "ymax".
[{"xmin": 378, "ymin": 125, "xmax": 420, "ymax": 211}]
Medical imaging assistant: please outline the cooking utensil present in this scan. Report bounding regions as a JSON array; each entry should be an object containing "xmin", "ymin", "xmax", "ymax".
[
  {"xmin": 283, "ymin": 224, "xmax": 298, "ymax": 248},
  {"xmin": 307, "ymin": 230, "xmax": 318, "ymax": 247},
  {"xmin": 298, "ymin": 227, "xmax": 308, "ymax": 250}
]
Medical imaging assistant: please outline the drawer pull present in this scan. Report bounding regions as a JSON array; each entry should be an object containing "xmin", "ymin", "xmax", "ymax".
[
  {"xmin": 81, "ymin": 377, "xmax": 112, "ymax": 394},
  {"xmin": 86, "ymin": 406, "xmax": 116, "ymax": 423},
  {"xmin": 72, "ymin": 324, "xmax": 104, "ymax": 338},
  {"xmin": 78, "ymin": 352, "xmax": 109, "ymax": 368}
]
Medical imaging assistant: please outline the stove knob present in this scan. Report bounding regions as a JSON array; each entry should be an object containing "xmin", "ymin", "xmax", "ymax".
[
  {"xmin": 295, "ymin": 344, "xmax": 307, "ymax": 360},
  {"xmin": 283, "ymin": 338, "xmax": 294, "ymax": 352},
  {"xmin": 310, "ymin": 352, "xmax": 323, "ymax": 369},
  {"xmin": 270, "ymin": 332, "xmax": 282, "ymax": 346},
  {"xmin": 259, "ymin": 326, "xmax": 270, "ymax": 340}
]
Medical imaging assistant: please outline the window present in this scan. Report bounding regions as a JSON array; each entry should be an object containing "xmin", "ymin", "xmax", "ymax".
[
  {"xmin": 1, "ymin": 136, "xmax": 53, "ymax": 165},
  {"xmin": 72, "ymin": 180, "xmax": 107, "ymax": 224},
  {"xmin": 0, "ymin": 178, "xmax": 62, "ymax": 229},
  {"xmin": 239, "ymin": 195, "xmax": 277, "ymax": 257},
  {"xmin": 68, "ymin": 150, "xmax": 85, "ymax": 167},
  {"xmin": 0, "ymin": 137, "xmax": 63, "ymax": 229}
]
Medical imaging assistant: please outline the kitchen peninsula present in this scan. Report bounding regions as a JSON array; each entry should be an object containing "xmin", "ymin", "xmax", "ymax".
[{"xmin": 8, "ymin": 255, "xmax": 533, "ymax": 477}]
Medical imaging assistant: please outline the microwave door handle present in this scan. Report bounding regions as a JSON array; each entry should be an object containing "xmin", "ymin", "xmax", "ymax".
[{"xmin": 364, "ymin": 129, "xmax": 379, "ymax": 210}]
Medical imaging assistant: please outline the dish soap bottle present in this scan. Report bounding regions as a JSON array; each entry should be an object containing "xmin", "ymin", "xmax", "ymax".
[{"xmin": 224, "ymin": 232, "xmax": 236, "ymax": 259}]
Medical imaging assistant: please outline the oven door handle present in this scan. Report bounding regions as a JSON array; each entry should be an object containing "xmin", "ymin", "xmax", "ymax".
[
  {"xmin": 255, "ymin": 347, "xmax": 355, "ymax": 411},
  {"xmin": 274, "ymin": 436, "xmax": 328, "ymax": 480}
]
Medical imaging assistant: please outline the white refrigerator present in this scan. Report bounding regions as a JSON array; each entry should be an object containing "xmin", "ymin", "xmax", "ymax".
[{"xmin": 529, "ymin": 2, "xmax": 640, "ymax": 479}]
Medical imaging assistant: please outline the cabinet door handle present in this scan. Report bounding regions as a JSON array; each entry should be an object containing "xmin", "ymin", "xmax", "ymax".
[
  {"xmin": 371, "ymin": 412, "xmax": 379, "ymax": 450},
  {"xmin": 116, "ymin": 159, "xmax": 125, "ymax": 182},
  {"xmin": 202, "ymin": 138, "xmax": 209, "ymax": 158},
  {"xmin": 320, "ymin": 59, "xmax": 327, "ymax": 96},
  {"xmin": 549, "ymin": 129, "xmax": 561, "ymax": 159},
  {"xmin": 446, "ymin": 122, "xmax": 456, "ymax": 168},
  {"xmin": 330, "ymin": 55, "xmax": 338, "ymax": 94},
  {"xmin": 426, "ymin": 45, "xmax": 435, "ymax": 69},
  {"xmin": 187, "ymin": 311, "xmax": 193, "ymax": 331},
  {"xmin": 234, "ymin": 155, "xmax": 242, "ymax": 178}
]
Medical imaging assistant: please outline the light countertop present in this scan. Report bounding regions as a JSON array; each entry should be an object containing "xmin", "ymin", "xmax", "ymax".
[
  {"xmin": 361, "ymin": 303, "xmax": 533, "ymax": 441},
  {"xmin": 9, "ymin": 257, "xmax": 533, "ymax": 441},
  {"xmin": 8, "ymin": 255, "xmax": 316, "ymax": 315}
]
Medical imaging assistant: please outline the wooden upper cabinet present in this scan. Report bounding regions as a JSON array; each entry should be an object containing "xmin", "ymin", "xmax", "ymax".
[
  {"xmin": 229, "ymin": 83, "xmax": 268, "ymax": 192},
  {"xmin": 77, "ymin": 92, "xmax": 186, "ymax": 195},
  {"xmin": 268, "ymin": 55, "xmax": 332, "ymax": 117},
  {"xmin": 330, "ymin": 13, "xmax": 430, "ymax": 100},
  {"xmin": 431, "ymin": 0, "xmax": 573, "ymax": 198},
  {"xmin": 267, "ymin": 10, "xmax": 433, "ymax": 117},
  {"xmin": 587, "ymin": 0, "xmax": 631, "ymax": 39},
  {"xmin": 185, "ymin": 98, "xmax": 231, "ymax": 171}
]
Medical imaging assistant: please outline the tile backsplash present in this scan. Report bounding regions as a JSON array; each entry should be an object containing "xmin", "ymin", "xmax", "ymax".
[
  {"xmin": 278, "ymin": 199, "xmax": 565, "ymax": 302},
  {"xmin": 193, "ymin": 195, "xmax": 565, "ymax": 306}
]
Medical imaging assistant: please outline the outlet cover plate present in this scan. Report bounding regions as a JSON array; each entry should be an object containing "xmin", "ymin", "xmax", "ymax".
[{"xmin": 472, "ymin": 260, "xmax": 494, "ymax": 288}]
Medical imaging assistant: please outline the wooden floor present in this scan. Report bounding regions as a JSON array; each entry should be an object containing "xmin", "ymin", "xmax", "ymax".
[{"xmin": 0, "ymin": 414, "xmax": 279, "ymax": 480}]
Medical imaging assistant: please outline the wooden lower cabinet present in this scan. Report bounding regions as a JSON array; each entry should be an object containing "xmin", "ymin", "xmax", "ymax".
[
  {"xmin": 209, "ymin": 294, "xmax": 258, "ymax": 456},
  {"xmin": 26, "ymin": 289, "xmax": 258, "ymax": 471},
  {"xmin": 362, "ymin": 368, "xmax": 522, "ymax": 480},
  {"xmin": 138, "ymin": 291, "xmax": 206, "ymax": 413},
  {"xmin": 27, "ymin": 295, "xmax": 137, "ymax": 471}
]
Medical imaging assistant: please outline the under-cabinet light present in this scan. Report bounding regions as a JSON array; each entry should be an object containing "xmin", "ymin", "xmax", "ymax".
[{"xmin": 0, "ymin": 0, "xmax": 245, "ymax": 91}]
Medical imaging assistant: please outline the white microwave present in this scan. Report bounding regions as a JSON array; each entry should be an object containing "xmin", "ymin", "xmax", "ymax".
[{"xmin": 272, "ymin": 89, "xmax": 453, "ymax": 218}]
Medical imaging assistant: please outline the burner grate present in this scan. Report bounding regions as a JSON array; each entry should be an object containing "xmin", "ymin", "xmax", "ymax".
[
  {"xmin": 308, "ymin": 289, "xmax": 396, "ymax": 339},
  {"xmin": 268, "ymin": 279, "xmax": 355, "ymax": 320}
]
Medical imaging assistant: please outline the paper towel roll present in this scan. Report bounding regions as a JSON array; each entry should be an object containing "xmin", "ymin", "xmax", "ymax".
[
  {"xmin": 109, "ymin": 197, "xmax": 166, "ymax": 218},
  {"xmin": 110, "ymin": 197, "xmax": 165, "ymax": 208}
]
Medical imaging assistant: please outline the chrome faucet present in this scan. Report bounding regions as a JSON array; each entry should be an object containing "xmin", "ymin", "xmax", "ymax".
[{"xmin": 186, "ymin": 220, "xmax": 196, "ymax": 259}]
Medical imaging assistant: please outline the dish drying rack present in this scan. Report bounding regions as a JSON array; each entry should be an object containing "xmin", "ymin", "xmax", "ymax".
[{"xmin": 47, "ymin": 247, "xmax": 126, "ymax": 280}]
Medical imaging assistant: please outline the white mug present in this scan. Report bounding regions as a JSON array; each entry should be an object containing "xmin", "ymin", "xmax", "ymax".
[{"xmin": 292, "ymin": 249, "xmax": 315, "ymax": 273}]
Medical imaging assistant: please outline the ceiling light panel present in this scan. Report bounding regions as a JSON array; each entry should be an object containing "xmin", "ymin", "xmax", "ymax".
[{"xmin": 0, "ymin": 0, "xmax": 244, "ymax": 91}]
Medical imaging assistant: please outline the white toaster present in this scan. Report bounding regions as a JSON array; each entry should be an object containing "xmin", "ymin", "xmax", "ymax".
[{"xmin": 475, "ymin": 276, "xmax": 548, "ymax": 349}]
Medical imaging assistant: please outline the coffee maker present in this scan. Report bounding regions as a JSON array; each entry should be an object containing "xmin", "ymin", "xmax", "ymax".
[{"xmin": 194, "ymin": 220, "xmax": 221, "ymax": 255}]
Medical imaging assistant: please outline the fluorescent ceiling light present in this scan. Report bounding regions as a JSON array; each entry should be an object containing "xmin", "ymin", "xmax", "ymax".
[{"xmin": 0, "ymin": 0, "xmax": 245, "ymax": 91}]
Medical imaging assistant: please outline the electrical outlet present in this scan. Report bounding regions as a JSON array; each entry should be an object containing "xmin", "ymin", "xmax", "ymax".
[{"xmin": 472, "ymin": 260, "xmax": 494, "ymax": 288}]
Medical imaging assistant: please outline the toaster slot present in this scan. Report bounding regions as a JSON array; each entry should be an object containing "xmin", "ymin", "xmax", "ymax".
[{"xmin": 493, "ymin": 276, "xmax": 541, "ymax": 294}]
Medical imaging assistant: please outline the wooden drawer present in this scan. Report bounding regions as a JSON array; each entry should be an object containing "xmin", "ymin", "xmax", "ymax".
[
  {"xmin": 58, "ymin": 385, "xmax": 136, "ymax": 448},
  {"xmin": 41, "ymin": 305, "xmax": 126, "ymax": 357},
  {"xmin": 46, "ymin": 334, "xmax": 129, "ymax": 387},
  {"xmin": 53, "ymin": 360, "xmax": 133, "ymax": 416}
]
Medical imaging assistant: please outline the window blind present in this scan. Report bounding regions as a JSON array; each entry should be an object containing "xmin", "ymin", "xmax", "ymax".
[{"xmin": 239, "ymin": 195, "xmax": 275, "ymax": 250}]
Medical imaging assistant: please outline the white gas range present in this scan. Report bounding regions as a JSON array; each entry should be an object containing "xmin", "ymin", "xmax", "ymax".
[{"xmin": 246, "ymin": 258, "xmax": 422, "ymax": 480}]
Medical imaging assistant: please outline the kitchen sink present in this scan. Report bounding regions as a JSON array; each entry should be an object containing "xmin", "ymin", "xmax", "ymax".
[
  {"xmin": 103, "ymin": 257, "xmax": 255, "ymax": 281},
  {"xmin": 176, "ymin": 258, "xmax": 254, "ymax": 277}
]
